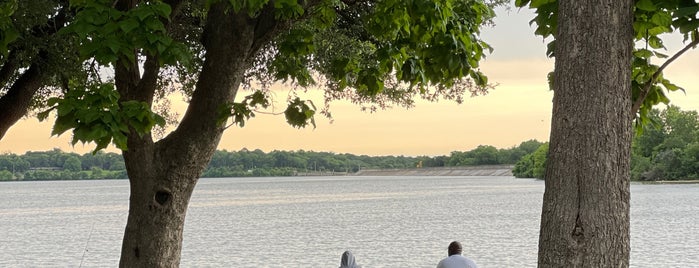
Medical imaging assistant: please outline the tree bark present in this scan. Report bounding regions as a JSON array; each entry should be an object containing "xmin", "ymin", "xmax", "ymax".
[
  {"xmin": 117, "ymin": 3, "xmax": 284, "ymax": 267},
  {"xmin": 538, "ymin": 1, "xmax": 634, "ymax": 267}
]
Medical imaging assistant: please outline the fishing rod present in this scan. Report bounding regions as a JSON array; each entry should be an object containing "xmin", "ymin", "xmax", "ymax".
[{"xmin": 79, "ymin": 222, "xmax": 95, "ymax": 268}]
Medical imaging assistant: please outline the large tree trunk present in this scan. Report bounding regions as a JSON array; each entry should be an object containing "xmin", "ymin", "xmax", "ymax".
[
  {"xmin": 538, "ymin": 1, "xmax": 634, "ymax": 267},
  {"xmin": 117, "ymin": 4, "xmax": 283, "ymax": 267}
]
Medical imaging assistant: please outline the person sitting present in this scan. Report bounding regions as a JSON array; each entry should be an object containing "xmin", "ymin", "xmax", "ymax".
[
  {"xmin": 436, "ymin": 241, "xmax": 478, "ymax": 268},
  {"xmin": 339, "ymin": 250, "xmax": 362, "ymax": 268}
]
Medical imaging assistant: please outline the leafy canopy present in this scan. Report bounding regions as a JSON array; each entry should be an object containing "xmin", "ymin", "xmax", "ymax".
[{"xmin": 1, "ymin": 0, "xmax": 503, "ymax": 152}]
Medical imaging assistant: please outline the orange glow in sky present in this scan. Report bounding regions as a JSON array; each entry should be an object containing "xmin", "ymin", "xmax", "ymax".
[{"xmin": 1, "ymin": 7, "xmax": 698, "ymax": 156}]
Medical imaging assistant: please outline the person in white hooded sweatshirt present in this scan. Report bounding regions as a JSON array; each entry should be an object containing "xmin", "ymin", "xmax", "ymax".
[
  {"xmin": 436, "ymin": 241, "xmax": 478, "ymax": 268},
  {"xmin": 339, "ymin": 250, "xmax": 361, "ymax": 268}
]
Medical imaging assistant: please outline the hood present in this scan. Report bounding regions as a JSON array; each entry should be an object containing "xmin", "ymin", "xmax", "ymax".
[{"xmin": 339, "ymin": 250, "xmax": 359, "ymax": 268}]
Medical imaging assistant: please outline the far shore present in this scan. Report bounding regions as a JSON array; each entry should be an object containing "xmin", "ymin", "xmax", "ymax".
[
  {"xmin": 638, "ymin": 180, "xmax": 699, "ymax": 184},
  {"xmin": 353, "ymin": 165, "xmax": 514, "ymax": 176}
]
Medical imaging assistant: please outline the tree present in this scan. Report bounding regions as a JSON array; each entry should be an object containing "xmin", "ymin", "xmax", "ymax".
[
  {"xmin": 541, "ymin": 1, "xmax": 634, "ymax": 266},
  {"xmin": 63, "ymin": 155, "xmax": 82, "ymax": 172},
  {"xmin": 0, "ymin": 169, "xmax": 12, "ymax": 180},
  {"xmin": 469, "ymin": 145, "xmax": 499, "ymax": 165},
  {"xmin": 516, "ymin": 0, "xmax": 699, "ymax": 266},
  {"xmin": 2, "ymin": 0, "xmax": 504, "ymax": 266},
  {"xmin": 658, "ymin": 106, "xmax": 699, "ymax": 150},
  {"xmin": 632, "ymin": 106, "xmax": 699, "ymax": 180},
  {"xmin": 512, "ymin": 142, "xmax": 547, "ymax": 179},
  {"xmin": 632, "ymin": 109, "xmax": 666, "ymax": 158}
]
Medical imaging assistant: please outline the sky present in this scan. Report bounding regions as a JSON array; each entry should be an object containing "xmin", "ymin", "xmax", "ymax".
[{"xmin": 1, "ymin": 5, "xmax": 699, "ymax": 157}]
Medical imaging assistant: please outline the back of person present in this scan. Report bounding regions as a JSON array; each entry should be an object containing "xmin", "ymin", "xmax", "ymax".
[
  {"xmin": 436, "ymin": 241, "xmax": 478, "ymax": 268},
  {"xmin": 436, "ymin": 254, "xmax": 478, "ymax": 268}
]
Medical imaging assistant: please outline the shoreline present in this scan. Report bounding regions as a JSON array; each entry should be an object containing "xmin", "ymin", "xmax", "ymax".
[
  {"xmin": 353, "ymin": 165, "xmax": 514, "ymax": 176},
  {"xmin": 638, "ymin": 180, "xmax": 699, "ymax": 184}
]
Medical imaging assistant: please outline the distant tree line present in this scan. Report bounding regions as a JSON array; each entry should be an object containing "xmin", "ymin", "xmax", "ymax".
[
  {"xmin": 7, "ymin": 105, "xmax": 699, "ymax": 182},
  {"xmin": 202, "ymin": 140, "xmax": 543, "ymax": 177},
  {"xmin": 0, "ymin": 149, "xmax": 127, "ymax": 181},
  {"xmin": 514, "ymin": 106, "xmax": 699, "ymax": 181},
  {"xmin": 1, "ymin": 140, "xmax": 545, "ymax": 181}
]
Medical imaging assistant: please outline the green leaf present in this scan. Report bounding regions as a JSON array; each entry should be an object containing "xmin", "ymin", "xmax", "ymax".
[
  {"xmin": 284, "ymin": 98, "xmax": 316, "ymax": 129},
  {"xmin": 104, "ymin": 38, "xmax": 122, "ymax": 53},
  {"xmin": 636, "ymin": 0, "xmax": 657, "ymax": 12},
  {"xmin": 647, "ymin": 36, "xmax": 664, "ymax": 49},
  {"xmin": 150, "ymin": 1, "xmax": 172, "ymax": 18},
  {"xmin": 515, "ymin": 0, "xmax": 532, "ymax": 7},
  {"xmin": 119, "ymin": 18, "xmax": 139, "ymax": 33},
  {"xmin": 633, "ymin": 49, "xmax": 653, "ymax": 59},
  {"xmin": 673, "ymin": 6, "xmax": 699, "ymax": 18},
  {"xmin": 530, "ymin": 0, "xmax": 555, "ymax": 8},
  {"xmin": 650, "ymin": 11, "xmax": 672, "ymax": 28},
  {"xmin": 653, "ymin": 51, "xmax": 668, "ymax": 58},
  {"xmin": 661, "ymin": 79, "xmax": 684, "ymax": 93},
  {"xmin": 37, "ymin": 109, "xmax": 53, "ymax": 122}
]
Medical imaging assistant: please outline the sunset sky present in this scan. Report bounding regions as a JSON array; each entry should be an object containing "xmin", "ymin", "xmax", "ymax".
[{"xmin": 1, "ymin": 5, "xmax": 698, "ymax": 156}]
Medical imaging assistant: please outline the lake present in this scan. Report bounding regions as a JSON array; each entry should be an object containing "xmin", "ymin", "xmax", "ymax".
[{"xmin": 1, "ymin": 176, "xmax": 697, "ymax": 267}]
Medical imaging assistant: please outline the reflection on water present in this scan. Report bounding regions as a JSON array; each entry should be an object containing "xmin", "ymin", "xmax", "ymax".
[{"xmin": 0, "ymin": 177, "xmax": 697, "ymax": 267}]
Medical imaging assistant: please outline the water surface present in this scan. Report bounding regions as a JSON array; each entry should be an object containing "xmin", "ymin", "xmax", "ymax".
[{"xmin": 0, "ymin": 176, "xmax": 697, "ymax": 267}]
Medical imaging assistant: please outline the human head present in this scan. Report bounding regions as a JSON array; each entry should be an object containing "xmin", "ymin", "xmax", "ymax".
[{"xmin": 448, "ymin": 241, "xmax": 462, "ymax": 256}]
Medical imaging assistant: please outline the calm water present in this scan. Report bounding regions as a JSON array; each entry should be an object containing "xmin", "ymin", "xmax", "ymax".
[{"xmin": 0, "ymin": 176, "xmax": 697, "ymax": 267}]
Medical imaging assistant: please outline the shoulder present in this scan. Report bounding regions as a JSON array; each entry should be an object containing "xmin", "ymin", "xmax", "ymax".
[
  {"xmin": 462, "ymin": 256, "xmax": 478, "ymax": 268},
  {"xmin": 436, "ymin": 258, "xmax": 447, "ymax": 268}
]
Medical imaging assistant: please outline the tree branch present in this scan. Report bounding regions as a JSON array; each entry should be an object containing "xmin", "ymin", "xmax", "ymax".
[
  {"xmin": 0, "ymin": 62, "xmax": 44, "ymax": 140},
  {"xmin": 0, "ymin": 2, "xmax": 72, "ymax": 140},
  {"xmin": 632, "ymin": 34, "xmax": 699, "ymax": 116},
  {"xmin": 0, "ymin": 50, "xmax": 20, "ymax": 89}
]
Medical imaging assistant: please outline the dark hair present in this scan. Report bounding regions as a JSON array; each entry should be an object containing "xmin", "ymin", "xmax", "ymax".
[{"xmin": 448, "ymin": 241, "xmax": 462, "ymax": 256}]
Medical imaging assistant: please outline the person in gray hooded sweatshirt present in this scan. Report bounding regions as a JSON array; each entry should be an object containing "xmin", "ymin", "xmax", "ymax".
[{"xmin": 339, "ymin": 250, "xmax": 362, "ymax": 268}]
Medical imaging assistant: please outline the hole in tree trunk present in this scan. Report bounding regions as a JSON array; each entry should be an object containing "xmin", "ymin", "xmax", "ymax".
[
  {"xmin": 155, "ymin": 190, "xmax": 172, "ymax": 206},
  {"xmin": 134, "ymin": 247, "xmax": 140, "ymax": 258}
]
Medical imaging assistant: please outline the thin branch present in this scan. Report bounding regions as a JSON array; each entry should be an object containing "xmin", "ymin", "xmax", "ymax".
[
  {"xmin": 632, "ymin": 32, "xmax": 699, "ymax": 116},
  {"xmin": 253, "ymin": 110, "xmax": 284, "ymax": 116}
]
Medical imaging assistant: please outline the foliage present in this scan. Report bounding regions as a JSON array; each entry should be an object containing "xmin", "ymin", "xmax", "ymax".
[
  {"xmin": 512, "ymin": 142, "xmax": 548, "ymax": 179},
  {"xmin": 62, "ymin": 0, "xmax": 187, "ymax": 66},
  {"xmin": 631, "ymin": 105, "xmax": 699, "ymax": 180},
  {"xmin": 0, "ymin": 169, "xmax": 13, "ymax": 180},
  {"xmin": 201, "ymin": 141, "xmax": 542, "ymax": 176},
  {"xmin": 1, "ymin": 140, "xmax": 544, "ymax": 181},
  {"xmin": 448, "ymin": 139, "xmax": 544, "ymax": 166},
  {"xmin": 0, "ymin": 149, "xmax": 126, "ymax": 180},
  {"xmin": 0, "ymin": 0, "xmax": 18, "ymax": 55},
  {"xmin": 515, "ymin": 0, "xmax": 699, "ymax": 126},
  {"xmin": 39, "ymin": 82, "xmax": 166, "ymax": 152},
  {"xmin": 223, "ymin": 90, "xmax": 270, "ymax": 127},
  {"xmin": 513, "ymin": 106, "xmax": 699, "ymax": 181},
  {"xmin": 33, "ymin": 0, "xmax": 500, "ymax": 146},
  {"xmin": 0, "ymin": 0, "xmax": 81, "ymax": 112},
  {"xmin": 63, "ymin": 155, "xmax": 82, "ymax": 172},
  {"xmin": 0, "ymin": 0, "xmax": 508, "ymax": 151}
]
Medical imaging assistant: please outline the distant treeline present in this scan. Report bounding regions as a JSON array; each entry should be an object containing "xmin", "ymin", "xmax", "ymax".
[
  {"xmin": 1, "ymin": 140, "xmax": 545, "ymax": 181},
  {"xmin": 513, "ymin": 106, "xmax": 699, "ymax": 181},
  {"xmin": 5, "ymin": 104, "xmax": 699, "ymax": 182},
  {"xmin": 0, "ymin": 149, "xmax": 127, "ymax": 181}
]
